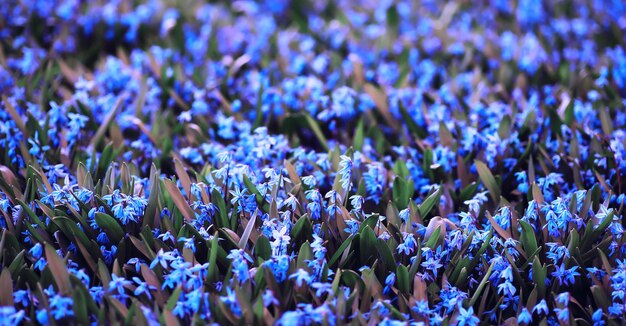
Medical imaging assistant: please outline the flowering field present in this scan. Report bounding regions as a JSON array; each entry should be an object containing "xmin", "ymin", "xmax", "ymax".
[{"xmin": 1, "ymin": 0, "xmax": 626, "ymax": 325}]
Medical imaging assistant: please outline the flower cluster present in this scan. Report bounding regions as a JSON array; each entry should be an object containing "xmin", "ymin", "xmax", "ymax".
[{"xmin": 0, "ymin": 0, "xmax": 626, "ymax": 324}]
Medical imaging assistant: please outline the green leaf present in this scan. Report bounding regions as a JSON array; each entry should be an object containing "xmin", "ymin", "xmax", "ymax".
[
  {"xmin": 290, "ymin": 213, "xmax": 311, "ymax": 242},
  {"xmin": 581, "ymin": 209, "xmax": 614, "ymax": 251},
  {"xmin": 212, "ymin": 188, "xmax": 229, "ymax": 228},
  {"xmin": 17, "ymin": 199, "xmax": 47, "ymax": 232},
  {"xmin": 468, "ymin": 230, "xmax": 493, "ymax": 272},
  {"xmin": 73, "ymin": 284, "xmax": 90, "ymax": 325},
  {"xmin": 566, "ymin": 229, "xmax": 580, "ymax": 256},
  {"xmin": 124, "ymin": 301, "xmax": 138, "ymax": 326},
  {"xmin": 377, "ymin": 238, "xmax": 396, "ymax": 271},
  {"xmin": 173, "ymin": 158, "xmax": 192, "ymax": 202},
  {"xmin": 143, "ymin": 164, "xmax": 161, "ymax": 228},
  {"xmin": 95, "ymin": 212, "xmax": 124, "ymax": 244},
  {"xmin": 386, "ymin": 4, "xmax": 399, "ymax": 32},
  {"xmin": 393, "ymin": 160, "xmax": 410, "ymax": 179},
  {"xmin": 329, "ymin": 236, "xmax": 353, "ymax": 267},
  {"xmin": 304, "ymin": 113, "xmax": 329, "ymax": 152},
  {"xmin": 166, "ymin": 286, "xmax": 183, "ymax": 310},
  {"xmin": 519, "ymin": 220, "xmax": 538, "ymax": 255},
  {"xmin": 424, "ymin": 226, "xmax": 442, "ymax": 249},
  {"xmin": 164, "ymin": 179, "xmax": 195, "ymax": 222},
  {"xmin": 7, "ymin": 250, "xmax": 25, "ymax": 279},
  {"xmin": 398, "ymin": 102, "xmax": 426, "ymax": 139},
  {"xmin": 563, "ymin": 100, "xmax": 575, "ymax": 126},
  {"xmin": 392, "ymin": 177, "xmax": 409, "ymax": 209},
  {"xmin": 238, "ymin": 210, "xmax": 257, "ymax": 249},
  {"xmin": 45, "ymin": 243, "xmax": 72, "ymax": 295},
  {"xmin": 0, "ymin": 269, "xmax": 13, "ymax": 306},
  {"xmin": 497, "ymin": 115, "xmax": 512, "ymax": 139},
  {"xmin": 359, "ymin": 214, "xmax": 380, "ymax": 232},
  {"xmin": 252, "ymin": 80, "xmax": 265, "ymax": 129},
  {"xmin": 396, "ymin": 265, "xmax": 409, "ymax": 294},
  {"xmin": 418, "ymin": 187, "xmax": 442, "ymax": 218},
  {"xmin": 359, "ymin": 226, "xmax": 377, "ymax": 266},
  {"xmin": 474, "ymin": 160, "xmax": 500, "ymax": 202},
  {"xmin": 54, "ymin": 216, "xmax": 100, "ymax": 271},
  {"xmin": 448, "ymin": 230, "xmax": 475, "ymax": 283},
  {"xmin": 532, "ymin": 256, "xmax": 547, "ymax": 298},
  {"xmin": 253, "ymin": 294, "xmax": 265, "ymax": 323},
  {"xmin": 254, "ymin": 235, "xmax": 272, "ymax": 261},
  {"xmin": 468, "ymin": 261, "xmax": 495, "ymax": 307},
  {"xmin": 243, "ymin": 174, "xmax": 264, "ymax": 204},
  {"xmin": 592, "ymin": 285, "xmax": 610, "ymax": 310},
  {"xmin": 354, "ymin": 118, "xmax": 365, "ymax": 151},
  {"xmin": 94, "ymin": 143, "xmax": 115, "ymax": 180},
  {"xmin": 591, "ymin": 210, "xmax": 614, "ymax": 240},
  {"xmin": 599, "ymin": 107, "xmax": 613, "ymax": 135},
  {"xmin": 459, "ymin": 182, "xmax": 479, "ymax": 202},
  {"xmin": 340, "ymin": 269, "xmax": 363, "ymax": 291},
  {"xmin": 297, "ymin": 241, "xmax": 313, "ymax": 269},
  {"xmin": 531, "ymin": 182, "xmax": 544, "ymax": 205},
  {"xmin": 438, "ymin": 121, "xmax": 455, "ymax": 148}
]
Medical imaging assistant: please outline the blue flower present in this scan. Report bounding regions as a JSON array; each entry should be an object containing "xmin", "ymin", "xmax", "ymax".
[
  {"xmin": 49, "ymin": 295, "xmax": 74, "ymax": 320},
  {"xmin": 337, "ymin": 155, "xmax": 353, "ymax": 190},
  {"xmin": 311, "ymin": 282, "xmax": 333, "ymax": 297},
  {"xmin": 36, "ymin": 309, "xmax": 49, "ymax": 324},
  {"xmin": 229, "ymin": 186, "xmax": 248, "ymax": 208},
  {"xmin": 592, "ymin": 308, "xmax": 604, "ymax": 326},
  {"xmin": 29, "ymin": 243, "xmax": 43, "ymax": 259},
  {"xmin": 517, "ymin": 307, "xmax": 532, "ymax": 324},
  {"xmin": 13, "ymin": 290, "xmax": 29, "ymax": 306},
  {"xmin": 325, "ymin": 190, "xmax": 341, "ymax": 217},
  {"xmin": 457, "ymin": 305, "xmax": 479, "ymax": 326},
  {"xmin": 289, "ymin": 269, "xmax": 312, "ymax": 287},
  {"xmin": 412, "ymin": 300, "xmax": 430, "ymax": 316},
  {"xmin": 227, "ymin": 249, "xmax": 253, "ymax": 283},
  {"xmin": 546, "ymin": 243, "xmax": 570, "ymax": 264},
  {"xmin": 277, "ymin": 310, "xmax": 306, "ymax": 326},
  {"xmin": 109, "ymin": 273, "xmax": 132, "ymax": 295},
  {"xmin": 384, "ymin": 273, "xmax": 396, "ymax": 294},
  {"xmin": 350, "ymin": 195, "xmax": 364, "ymax": 212},
  {"xmin": 556, "ymin": 292, "xmax": 570, "ymax": 305},
  {"xmin": 281, "ymin": 195, "xmax": 299, "ymax": 211},
  {"xmin": 133, "ymin": 277, "xmax": 155, "ymax": 299},
  {"xmin": 551, "ymin": 264, "xmax": 580, "ymax": 286},
  {"xmin": 34, "ymin": 258, "xmax": 47, "ymax": 271},
  {"xmin": 266, "ymin": 255, "xmax": 290, "ymax": 282},
  {"xmin": 150, "ymin": 249, "xmax": 177, "ymax": 269},
  {"xmin": 271, "ymin": 226, "xmax": 291, "ymax": 255},
  {"xmin": 533, "ymin": 299, "xmax": 549, "ymax": 315},
  {"xmin": 0, "ymin": 307, "xmax": 25, "ymax": 325},
  {"xmin": 158, "ymin": 231, "xmax": 176, "ymax": 243},
  {"xmin": 397, "ymin": 234, "xmax": 417, "ymax": 255},
  {"xmin": 263, "ymin": 290, "xmax": 279, "ymax": 307},
  {"xmin": 178, "ymin": 236, "xmax": 197, "ymax": 253},
  {"xmin": 555, "ymin": 307, "xmax": 569, "ymax": 322},
  {"xmin": 420, "ymin": 256, "xmax": 442, "ymax": 280},
  {"xmin": 220, "ymin": 287, "xmax": 242, "ymax": 317},
  {"xmin": 363, "ymin": 163, "xmax": 385, "ymax": 203}
]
